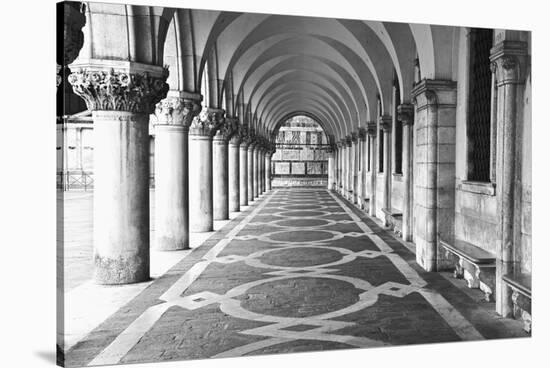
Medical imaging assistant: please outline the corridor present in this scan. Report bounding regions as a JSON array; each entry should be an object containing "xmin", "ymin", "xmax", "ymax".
[{"xmin": 64, "ymin": 188, "xmax": 526, "ymax": 367}]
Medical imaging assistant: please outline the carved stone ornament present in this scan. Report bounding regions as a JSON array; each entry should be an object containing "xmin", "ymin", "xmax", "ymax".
[
  {"xmin": 379, "ymin": 115, "xmax": 392, "ymax": 132},
  {"xmin": 154, "ymin": 96, "xmax": 201, "ymax": 127},
  {"xmin": 68, "ymin": 68, "xmax": 170, "ymax": 114},
  {"xmin": 350, "ymin": 132, "xmax": 358, "ymax": 143},
  {"xmin": 215, "ymin": 116, "xmax": 238, "ymax": 141},
  {"xmin": 366, "ymin": 121, "xmax": 377, "ymax": 136},
  {"xmin": 397, "ymin": 104, "xmax": 414, "ymax": 125},
  {"xmin": 345, "ymin": 136, "xmax": 352, "ymax": 147},
  {"xmin": 357, "ymin": 127, "xmax": 366, "ymax": 140},
  {"xmin": 190, "ymin": 108, "xmax": 225, "ymax": 136}
]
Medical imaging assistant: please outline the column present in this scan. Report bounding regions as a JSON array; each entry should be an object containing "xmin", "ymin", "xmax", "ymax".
[
  {"xmin": 358, "ymin": 128, "xmax": 367, "ymax": 208},
  {"xmin": 228, "ymin": 120, "xmax": 241, "ymax": 212},
  {"xmin": 367, "ymin": 122, "xmax": 377, "ymax": 217},
  {"xmin": 247, "ymin": 141, "xmax": 255, "ymax": 202},
  {"xmin": 254, "ymin": 144, "xmax": 260, "ymax": 198},
  {"xmin": 189, "ymin": 108, "xmax": 224, "ymax": 232},
  {"xmin": 380, "ymin": 115, "xmax": 392, "ymax": 224},
  {"xmin": 351, "ymin": 132, "xmax": 358, "ymax": 203},
  {"xmin": 346, "ymin": 136, "xmax": 353, "ymax": 200},
  {"xmin": 213, "ymin": 117, "xmax": 234, "ymax": 220},
  {"xmin": 327, "ymin": 147, "xmax": 334, "ymax": 190},
  {"xmin": 398, "ymin": 104, "xmax": 414, "ymax": 241},
  {"xmin": 259, "ymin": 147, "xmax": 265, "ymax": 194},
  {"xmin": 153, "ymin": 92, "xmax": 200, "ymax": 251},
  {"xmin": 68, "ymin": 63, "xmax": 169, "ymax": 284},
  {"xmin": 239, "ymin": 134, "xmax": 250, "ymax": 206},
  {"xmin": 265, "ymin": 148, "xmax": 272, "ymax": 191},
  {"xmin": 411, "ymin": 80, "xmax": 457, "ymax": 272},
  {"xmin": 490, "ymin": 39, "xmax": 528, "ymax": 316}
]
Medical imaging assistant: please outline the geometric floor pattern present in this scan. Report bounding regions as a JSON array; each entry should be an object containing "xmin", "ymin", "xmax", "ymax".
[{"xmin": 65, "ymin": 188, "xmax": 528, "ymax": 367}]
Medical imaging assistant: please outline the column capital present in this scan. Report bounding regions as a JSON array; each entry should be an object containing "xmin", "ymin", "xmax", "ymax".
[
  {"xmin": 379, "ymin": 115, "xmax": 392, "ymax": 132},
  {"xmin": 227, "ymin": 118, "xmax": 242, "ymax": 145},
  {"xmin": 68, "ymin": 61, "xmax": 169, "ymax": 114},
  {"xmin": 490, "ymin": 40, "xmax": 529, "ymax": 86},
  {"xmin": 190, "ymin": 107, "xmax": 225, "ymax": 136},
  {"xmin": 214, "ymin": 115, "xmax": 239, "ymax": 142},
  {"xmin": 366, "ymin": 121, "xmax": 377, "ymax": 136},
  {"xmin": 411, "ymin": 79, "xmax": 457, "ymax": 109},
  {"xmin": 357, "ymin": 127, "xmax": 366, "ymax": 140},
  {"xmin": 345, "ymin": 135, "xmax": 352, "ymax": 147},
  {"xmin": 397, "ymin": 103, "xmax": 415, "ymax": 126},
  {"xmin": 350, "ymin": 132, "xmax": 358, "ymax": 143},
  {"xmin": 153, "ymin": 91, "xmax": 202, "ymax": 128}
]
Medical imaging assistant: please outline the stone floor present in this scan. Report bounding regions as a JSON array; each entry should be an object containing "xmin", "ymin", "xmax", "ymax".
[{"xmin": 62, "ymin": 188, "xmax": 528, "ymax": 367}]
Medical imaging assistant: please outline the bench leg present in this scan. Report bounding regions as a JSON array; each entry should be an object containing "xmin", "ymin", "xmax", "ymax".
[
  {"xmin": 512, "ymin": 289, "xmax": 532, "ymax": 334},
  {"xmin": 462, "ymin": 259, "xmax": 481, "ymax": 289}
]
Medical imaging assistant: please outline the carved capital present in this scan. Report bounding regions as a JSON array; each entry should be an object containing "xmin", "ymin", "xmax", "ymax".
[
  {"xmin": 366, "ymin": 121, "xmax": 377, "ymax": 137},
  {"xmin": 214, "ymin": 116, "xmax": 239, "ymax": 142},
  {"xmin": 350, "ymin": 132, "xmax": 358, "ymax": 143},
  {"xmin": 68, "ymin": 65, "xmax": 169, "ymax": 114},
  {"xmin": 153, "ymin": 94, "xmax": 202, "ymax": 128},
  {"xmin": 357, "ymin": 127, "xmax": 366, "ymax": 140},
  {"xmin": 345, "ymin": 136, "xmax": 352, "ymax": 147},
  {"xmin": 397, "ymin": 103, "xmax": 414, "ymax": 125},
  {"xmin": 490, "ymin": 40, "xmax": 528, "ymax": 84},
  {"xmin": 190, "ymin": 107, "xmax": 225, "ymax": 136},
  {"xmin": 379, "ymin": 115, "xmax": 392, "ymax": 132},
  {"xmin": 411, "ymin": 79, "xmax": 457, "ymax": 109}
]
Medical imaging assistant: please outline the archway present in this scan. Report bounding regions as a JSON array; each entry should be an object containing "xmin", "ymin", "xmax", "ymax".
[{"xmin": 271, "ymin": 115, "xmax": 330, "ymax": 187}]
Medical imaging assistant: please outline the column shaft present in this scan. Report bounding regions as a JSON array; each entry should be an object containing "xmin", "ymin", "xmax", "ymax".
[
  {"xmin": 213, "ymin": 137, "xmax": 229, "ymax": 220},
  {"xmin": 154, "ymin": 124, "xmax": 189, "ymax": 250},
  {"xmin": 229, "ymin": 140, "xmax": 240, "ymax": 212},
  {"xmin": 240, "ymin": 144, "xmax": 249, "ymax": 206},
  {"xmin": 247, "ymin": 146, "xmax": 255, "ymax": 202},
  {"xmin": 189, "ymin": 135, "xmax": 213, "ymax": 232},
  {"xmin": 92, "ymin": 111, "xmax": 150, "ymax": 284}
]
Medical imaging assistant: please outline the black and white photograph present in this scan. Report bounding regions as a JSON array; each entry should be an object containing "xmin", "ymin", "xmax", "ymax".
[{"xmin": 3, "ymin": 0, "xmax": 549, "ymax": 367}]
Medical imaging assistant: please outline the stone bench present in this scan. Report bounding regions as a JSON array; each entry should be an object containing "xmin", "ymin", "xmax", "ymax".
[
  {"xmin": 382, "ymin": 208, "xmax": 403, "ymax": 235},
  {"xmin": 503, "ymin": 272, "xmax": 532, "ymax": 333},
  {"xmin": 439, "ymin": 239, "xmax": 496, "ymax": 301}
]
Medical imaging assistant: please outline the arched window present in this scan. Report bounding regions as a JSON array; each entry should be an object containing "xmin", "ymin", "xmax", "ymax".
[{"xmin": 467, "ymin": 28, "xmax": 494, "ymax": 182}]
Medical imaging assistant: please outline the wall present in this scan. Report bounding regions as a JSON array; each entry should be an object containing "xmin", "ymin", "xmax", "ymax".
[{"xmin": 454, "ymin": 28, "xmax": 499, "ymax": 255}]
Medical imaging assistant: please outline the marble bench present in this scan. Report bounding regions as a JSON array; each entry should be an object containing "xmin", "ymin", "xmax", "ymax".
[
  {"xmin": 382, "ymin": 207, "xmax": 403, "ymax": 236},
  {"xmin": 439, "ymin": 239, "xmax": 496, "ymax": 301},
  {"xmin": 503, "ymin": 272, "xmax": 532, "ymax": 333}
]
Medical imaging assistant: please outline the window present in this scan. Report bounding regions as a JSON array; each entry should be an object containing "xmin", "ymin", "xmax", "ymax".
[
  {"xmin": 395, "ymin": 120, "xmax": 403, "ymax": 174},
  {"xmin": 467, "ymin": 28, "xmax": 493, "ymax": 182},
  {"xmin": 378, "ymin": 129, "xmax": 384, "ymax": 173}
]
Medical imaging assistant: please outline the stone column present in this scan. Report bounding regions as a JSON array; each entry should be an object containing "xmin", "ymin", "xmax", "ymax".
[
  {"xmin": 247, "ymin": 141, "xmax": 255, "ymax": 202},
  {"xmin": 259, "ymin": 147, "xmax": 265, "ymax": 194},
  {"xmin": 239, "ymin": 134, "xmax": 250, "ymax": 206},
  {"xmin": 346, "ymin": 135, "xmax": 353, "ymax": 201},
  {"xmin": 327, "ymin": 148, "xmax": 335, "ymax": 190},
  {"xmin": 189, "ymin": 108, "xmax": 224, "ymax": 232},
  {"xmin": 265, "ymin": 148, "xmax": 272, "ymax": 191},
  {"xmin": 252, "ymin": 144, "xmax": 260, "ymax": 199},
  {"xmin": 411, "ymin": 80, "xmax": 457, "ymax": 272},
  {"xmin": 398, "ymin": 104, "xmax": 414, "ymax": 241},
  {"xmin": 350, "ymin": 132, "xmax": 358, "ymax": 203},
  {"xmin": 367, "ymin": 122, "xmax": 378, "ymax": 217},
  {"xmin": 358, "ymin": 128, "xmax": 367, "ymax": 208},
  {"xmin": 152, "ymin": 92, "xmax": 200, "ymax": 251},
  {"xmin": 380, "ymin": 115, "xmax": 392, "ymax": 224},
  {"xmin": 490, "ymin": 40, "xmax": 528, "ymax": 316},
  {"xmin": 213, "ymin": 116, "xmax": 234, "ymax": 221},
  {"xmin": 228, "ymin": 120, "xmax": 241, "ymax": 212},
  {"xmin": 68, "ymin": 63, "xmax": 169, "ymax": 284}
]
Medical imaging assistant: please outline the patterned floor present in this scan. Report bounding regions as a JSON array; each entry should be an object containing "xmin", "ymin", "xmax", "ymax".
[{"xmin": 64, "ymin": 188, "xmax": 527, "ymax": 367}]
